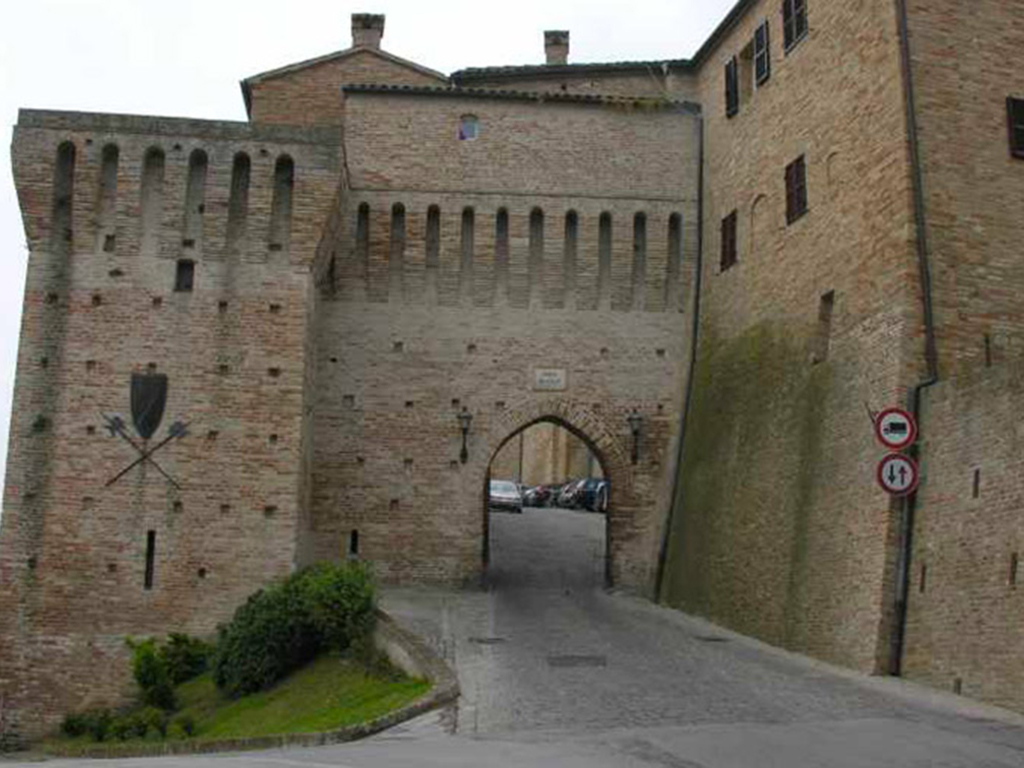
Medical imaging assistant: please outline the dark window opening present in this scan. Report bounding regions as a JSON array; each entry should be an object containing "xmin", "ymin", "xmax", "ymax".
[
  {"xmin": 972, "ymin": 469, "xmax": 981, "ymax": 499},
  {"xmin": 390, "ymin": 203, "xmax": 406, "ymax": 298},
  {"xmin": 598, "ymin": 212, "xmax": 613, "ymax": 304},
  {"xmin": 783, "ymin": 0, "xmax": 808, "ymax": 52},
  {"xmin": 461, "ymin": 207, "xmax": 475, "ymax": 300},
  {"xmin": 529, "ymin": 208, "xmax": 544, "ymax": 303},
  {"xmin": 725, "ymin": 56, "xmax": 739, "ymax": 118},
  {"xmin": 919, "ymin": 562, "xmax": 927, "ymax": 594},
  {"xmin": 632, "ymin": 212, "xmax": 647, "ymax": 310},
  {"xmin": 564, "ymin": 211, "xmax": 578, "ymax": 306},
  {"xmin": 785, "ymin": 155, "xmax": 808, "ymax": 224},
  {"xmin": 720, "ymin": 210, "xmax": 738, "ymax": 272},
  {"xmin": 1011, "ymin": 552, "xmax": 1019, "ymax": 587},
  {"xmin": 813, "ymin": 290, "xmax": 834, "ymax": 364},
  {"xmin": 755, "ymin": 20, "xmax": 771, "ymax": 84},
  {"xmin": 144, "ymin": 530, "xmax": 156, "ymax": 590},
  {"xmin": 426, "ymin": 204, "xmax": 441, "ymax": 273},
  {"xmin": 174, "ymin": 259, "xmax": 195, "ymax": 292},
  {"xmin": 357, "ymin": 203, "xmax": 371, "ymax": 276},
  {"xmin": 1009, "ymin": 97, "xmax": 1024, "ymax": 158},
  {"xmin": 348, "ymin": 530, "xmax": 359, "ymax": 557}
]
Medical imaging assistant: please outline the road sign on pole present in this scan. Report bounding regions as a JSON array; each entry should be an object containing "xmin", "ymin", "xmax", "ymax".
[
  {"xmin": 874, "ymin": 407, "xmax": 917, "ymax": 450},
  {"xmin": 877, "ymin": 453, "xmax": 919, "ymax": 496}
]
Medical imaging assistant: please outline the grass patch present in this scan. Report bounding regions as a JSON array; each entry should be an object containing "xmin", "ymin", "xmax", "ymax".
[{"xmin": 45, "ymin": 654, "xmax": 429, "ymax": 756}]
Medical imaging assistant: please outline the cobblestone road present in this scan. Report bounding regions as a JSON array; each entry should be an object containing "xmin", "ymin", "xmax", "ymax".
[{"xmin": 13, "ymin": 506, "xmax": 1024, "ymax": 767}]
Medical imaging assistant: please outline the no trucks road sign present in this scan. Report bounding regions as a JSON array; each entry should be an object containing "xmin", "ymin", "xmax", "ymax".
[
  {"xmin": 874, "ymin": 407, "xmax": 917, "ymax": 450},
  {"xmin": 877, "ymin": 453, "xmax": 919, "ymax": 497}
]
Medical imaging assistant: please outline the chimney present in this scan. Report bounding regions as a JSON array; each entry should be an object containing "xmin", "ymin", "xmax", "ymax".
[
  {"xmin": 544, "ymin": 30, "xmax": 569, "ymax": 65},
  {"xmin": 352, "ymin": 13, "xmax": 385, "ymax": 49}
]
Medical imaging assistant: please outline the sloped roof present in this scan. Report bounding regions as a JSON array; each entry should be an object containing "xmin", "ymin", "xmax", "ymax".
[
  {"xmin": 240, "ymin": 45, "xmax": 448, "ymax": 117},
  {"xmin": 452, "ymin": 59, "xmax": 693, "ymax": 83}
]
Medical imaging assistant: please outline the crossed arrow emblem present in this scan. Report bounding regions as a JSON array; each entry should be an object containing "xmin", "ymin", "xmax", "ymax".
[{"xmin": 103, "ymin": 415, "xmax": 188, "ymax": 488}]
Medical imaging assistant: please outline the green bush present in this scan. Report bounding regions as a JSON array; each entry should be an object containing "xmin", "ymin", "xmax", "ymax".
[
  {"xmin": 138, "ymin": 706, "xmax": 168, "ymax": 738},
  {"xmin": 126, "ymin": 638, "xmax": 176, "ymax": 711},
  {"xmin": 162, "ymin": 633, "xmax": 211, "ymax": 685},
  {"xmin": 85, "ymin": 709, "xmax": 113, "ymax": 743},
  {"xmin": 60, "ymin": 712, "xmax": 88, "ymax": 738},
  {"xmin": 172, "ymin": 713, "xmax": 196, "ymax": 737},
  {"xmin": 213, "ymin": 562, "xmax": 377, "ymax": 698}
]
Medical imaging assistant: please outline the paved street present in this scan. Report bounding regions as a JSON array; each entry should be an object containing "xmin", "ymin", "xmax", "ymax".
[{"xmin": 11, "ymin": 506, "xmax": 1024, "ymax": 766}]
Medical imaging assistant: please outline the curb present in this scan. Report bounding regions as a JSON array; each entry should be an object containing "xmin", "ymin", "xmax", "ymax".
[{"xmin": 42, "ymin": 611, "xmax": 459, "ymax": 759}]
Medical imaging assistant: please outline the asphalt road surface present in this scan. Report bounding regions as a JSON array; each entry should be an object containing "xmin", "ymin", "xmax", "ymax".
[{"xmin": 13, "ymin": 506, "xmax": 1024, "ymax": 767}]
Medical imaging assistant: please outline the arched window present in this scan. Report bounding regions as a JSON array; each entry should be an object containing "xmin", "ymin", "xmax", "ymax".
[
  {"xmin": 226, "ymin": 152, "xmax": 251, "ymax": 253},
  {"xmin": 460, "ymin": 207, "xmax": 475, "ymax": 300},
  {"xmin": 459, "ymin": 115, "xmax": 479, "ymax": 141},
  {"xmin": 183, "ymin": 149, "xmax": 208, "ymax": 251},
  {"xmin": 96, "ymin": 144, "xmax": 118, "ymax": 253},
  {"xmin": 389, "ymin": 203, "xmax": 406, "ymax": 298},
  {"xmin": 632, "ymin": 212, "xmax": 647, "ymax": 310},
  {"xmin": 140, "ymin": 147, "xmax": 165, "ymax": 255},
  {"xmin": 268, "ymin": 155, "xmax": 294, "ymax": 253},
  {"xmin": 51, "ymin": 141, "xmax": 76, "ymax": 253}
]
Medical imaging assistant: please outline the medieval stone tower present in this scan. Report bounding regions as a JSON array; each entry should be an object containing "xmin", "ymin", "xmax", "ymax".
[{"xmin": 3, "ymin": 0, "xmax": 1024, "ymax": 738}]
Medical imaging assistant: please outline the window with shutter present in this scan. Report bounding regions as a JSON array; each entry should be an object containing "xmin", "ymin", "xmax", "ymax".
[
  {"xmin": 755, "ymin": 21, "xmax": 771, "ymax": 85},
  {"xmin": 786, "ymin": 156, "xmax": 808, "ymax": 224},
  {"xmin": 783, "ymin": 0, "xmax": 808, "ymax": 52},
  {"xmin": 1007, "ymin": 97, "xmax": 1024, "ymax": 158},
  {"xmin": 725, "ymin": 56, "xmax": 739, "ymax": 118},
  {"xmin": 721, "ymin": 211, "xmax": 738, "ymax": 272}
]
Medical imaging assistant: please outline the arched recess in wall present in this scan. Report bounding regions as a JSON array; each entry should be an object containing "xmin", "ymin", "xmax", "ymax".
[
  {"xmin": 389, "ymin": 202, "xmax": 406, "ymax": 299},
  {"xmin": 666, "ymin": 213, "xmax": 683, "ymax": 311},
  {"xmin": 226, "ymin": 152, "xmax": 251, "ymax": 254},
  {"xmin": 183, "ymin": 149, "xmax": 208, "ymax": 253},
  {"xmin": 460, "ymin": 207, "xmax": 475, "ymax": 301},
  {"xmin": 494, "ymin": 207, "xmax": 509, "ymax": 302},
  {"xmin": 598, "ymin": 212, "xmax": 613, "ymax": 307},
  {"xmin": 528, "ymin": 207, "xmax": 544, "ymax": 304},
  {"xmin": 95, "ymin": 144, "xmax": 118, "ymax": 253},
  {"xmin": 632, "ymin": 212, "xmax": 647, "ymax": 311},
  {"xmin": 51, "ymin": 141, "xmax": 76, "ymax": 253},
  {"xmin": 356, "ymin": 202, "xmax": 371, "ymax": 281},
  {"xmin": 564, "ymin": 210, "xmax": 578, "ymax": 308},
  {"xmin": 140, "ymin": 147, "xmax": 166, "ymax": 256},
  {"xmin": 268, "ymin": 155, "xmax": 294, "ymax": 255},
  {"xmin": 750, "ymin": 194, "xmax": 769, "ymax": 260}
]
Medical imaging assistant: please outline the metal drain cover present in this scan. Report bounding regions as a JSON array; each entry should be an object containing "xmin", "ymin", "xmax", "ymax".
[
  {"xmin": 468, "ymin": 636, "xmax": 507, "ymax": 645},
  {"xmin": 547, "ymin": 654, "xmax": 607, "ymax": 668}
]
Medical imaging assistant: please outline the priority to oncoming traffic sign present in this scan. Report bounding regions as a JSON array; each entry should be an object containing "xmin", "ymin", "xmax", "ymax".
[
  {"xmin": 877, "ymin": 453, "xmax": 919, "ymax": 497},
  {"xmin": 874, "ymin": 407, "xmax": 917, "ymax": 451}
]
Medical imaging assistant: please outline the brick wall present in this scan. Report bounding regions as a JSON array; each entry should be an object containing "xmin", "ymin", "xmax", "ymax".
[{"xmin": 0, "ymin": 111, "xmax": 341, "ymax": 737}]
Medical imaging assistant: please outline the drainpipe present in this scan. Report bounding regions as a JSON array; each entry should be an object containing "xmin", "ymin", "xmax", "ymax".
[
  {"xmin": 889, "ymin": 0, "xmax": 939, "ymax": 676},
  {"xmin": 655, "ymin": 109, "xmax": 705, "ymax": 600}
]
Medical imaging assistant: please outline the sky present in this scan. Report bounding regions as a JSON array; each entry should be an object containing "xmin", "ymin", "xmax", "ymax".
[{"xmin": 0, "ymin": 0, "xmax": 736, "ymax": 507}]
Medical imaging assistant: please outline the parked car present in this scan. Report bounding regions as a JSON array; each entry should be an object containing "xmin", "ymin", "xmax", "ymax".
[
  {"xmin": 489, "ymin": 479, "xmax": 523, "ymax": 513},
  {"xmin": 557, "ymin": 479, "xmax": 586, "ymax": 508},
  {"xmin": 576, "ymin": 478, "xmax": 610, "ymax": 512},
  {"xmin": 522, "ymin": 485, "xmax": 551, "ymax": 507},
  {"xmin": 544, "ymin": 483, "xmax": 567, "ymax": 507}
]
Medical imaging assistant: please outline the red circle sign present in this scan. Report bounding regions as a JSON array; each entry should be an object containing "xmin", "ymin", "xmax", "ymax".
[
  {"xmin": 874, "ymin": 407, "xmax": 917, "ymax": 450},
  {"xmin": 876, "ymin": 453, "xmax": 920, "ymax": 497}
]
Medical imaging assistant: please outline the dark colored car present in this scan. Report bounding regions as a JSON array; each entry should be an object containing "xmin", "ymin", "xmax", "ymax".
[
  {"xmin": 489, "ymin": 479, "xmax": 523, "ymax": 513},
  {"xmin": 522, "ymin": 485, "xmax": 551, "ymax": 507},
  {"xmin": 558, "ymin": 479, "xmax": 586, "ymax": 508},
  {"xmin": 577, "ymin": 478, "xmax": 610, "ymax": 512}
]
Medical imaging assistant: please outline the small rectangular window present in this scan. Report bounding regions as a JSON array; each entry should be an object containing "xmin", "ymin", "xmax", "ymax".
[
  {"xmin": 174, "ymin": 259, "xmax": 195, "ymax": 292},
  {"xmin": 720, "ymin": 210, "xmax": 738, "ymax": 272},
  {"xmin": 725, "ymin": 56, "xmax": 739, "ymax": 118},
  {"xmin": 813, "ymin": 290, "xmax": 834, "ymax": 364},
  {"xmin": 755, "ymin": 21, "xmax": 771, "ymax": 85},
  {"xmin": 1007, "ymin": 97, "xmax": 1024, "ymax": 158},
  {"xmin": 783, "ymin": 0, "xmax": 808, "ymax": 52},
  {"xmin": 785, "ymin": 155, "xmax": 808, "ymax": 224}
]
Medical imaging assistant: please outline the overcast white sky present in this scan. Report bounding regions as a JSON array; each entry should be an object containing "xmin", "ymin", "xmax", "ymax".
[{"xmin": 0, "ymin": 0, "xmax": 736, "ymax": 505}]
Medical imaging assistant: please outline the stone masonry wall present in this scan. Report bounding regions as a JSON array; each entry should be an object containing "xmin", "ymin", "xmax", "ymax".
[
  {"xmin": 661, "ymin": 0, "xmax": 923, "ymax": 674},
  {"xmin": 0, "ymin": 111, "xmax": 340, "ymax": 737},
  {"xmin": 904, "ymin": 362, "xmax": 1024, "ymax": 712}
]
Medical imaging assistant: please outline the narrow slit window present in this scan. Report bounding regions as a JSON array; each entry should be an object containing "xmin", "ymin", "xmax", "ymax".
[
  {"xmin": 666, "ymin": 213, "xmax": 683, "ymax": 309},
  {"xmin": 564, "ymin": 211, "xmax": 578, "ymax": 305},
  {"xmin": 598, "ymin": 212, "xmax": 613, "ymax": 304},
  {"xmin": 183, "ymin": 149, "xmax": 208, "ymax": 251},
  {"xmin": 175, "ymin": 259, "xmax": 195, "ymax": 292},
  {"xmin": 785, "ymin": 155, "xmax": 808, "ymax": 224},
  {"xmin": 348, "ymin": 530, "xmax": 359, "ymax": 558},
  {"xmin": 814, "ymin": 290, "xmax": 834, "ymax": 364},
  {"xmin": 1007, "ymin": 97, "xmax": 1024, "ymax": 158},
  {"xmin": 725, "ymin": 56, "xmax": 739, "ymax": 118},
  {"xmin": 357, "ymin": 203, "xmax": 371, "ymax": 275},
  {"xmin": 144, "ymin": 530, "xmax": 156, "ymax": 590},
  {"xmin": 495, "ymin": 207, "xmax": 509, "ymax": 297},
  {"xmin": 226, "ymin": 152, "xmax": 251, "ymax": 252},
  {"xmin": 529, "ymin": 208, "xmax": 544, "ymax": 302},
  {"xmin": 426, "ymin": 205, "xmax": 441, "ymax": 272},
  {"xmin": 459, "ymin": 114, "xmax": 479, "ymax": 141},
  {"xmin": 96, "ymin": 144, "xmax": 119, "ymax": 253}
]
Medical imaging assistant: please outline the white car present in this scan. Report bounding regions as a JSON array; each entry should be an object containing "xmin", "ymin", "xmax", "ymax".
[{"xmin": 489, "ymin": 479, "xmax": 523, "ymax": 513}]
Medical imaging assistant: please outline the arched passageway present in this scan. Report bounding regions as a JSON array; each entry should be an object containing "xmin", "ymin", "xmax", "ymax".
[{"xmin": 484, "ymin": 417, "xmax": 610, "ymax": 590}]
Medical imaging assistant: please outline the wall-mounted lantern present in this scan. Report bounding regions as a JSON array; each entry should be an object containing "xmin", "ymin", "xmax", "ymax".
[
  {"xmin": 458, "ymin": 407, "xmax": 473, "ymax": 464},
  {"xmin": 627, "ymin": 410, "xmax": 643, "ymax": 465}
]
